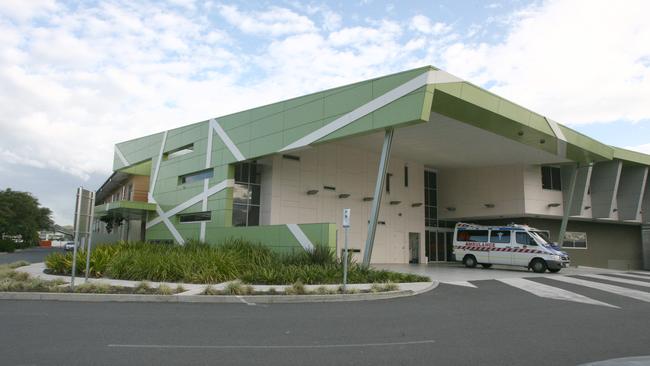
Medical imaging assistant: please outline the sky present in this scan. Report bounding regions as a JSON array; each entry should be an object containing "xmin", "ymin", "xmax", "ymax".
[{"xmin": 0, "ymin": 0, "xmax": 649, "ymax": 225}]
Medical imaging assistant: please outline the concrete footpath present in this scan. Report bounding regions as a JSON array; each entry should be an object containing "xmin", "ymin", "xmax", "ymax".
[{"xmin": 3, "ymin": 262, "xmax": 437, "ymax": 303}]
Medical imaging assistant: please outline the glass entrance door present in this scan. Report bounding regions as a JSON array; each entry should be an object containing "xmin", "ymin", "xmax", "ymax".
[{"xmin": 425, "ymin": 230, "xmax": 454, "ymax": 262}]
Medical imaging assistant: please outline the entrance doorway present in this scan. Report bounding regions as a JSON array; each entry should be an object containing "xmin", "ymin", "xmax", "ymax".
[
  {"xmin": 425, "ymin": 229, "xmax": 454, "ymax": 262},
  {"xmin": 408, "ymin": 232, "xmax": 420, "ymax": 264}
]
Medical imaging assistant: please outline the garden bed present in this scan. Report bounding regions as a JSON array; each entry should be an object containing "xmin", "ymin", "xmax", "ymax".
[{"xmin": 44, "ymin": 240, "xmax": 429, "ymax": 285}]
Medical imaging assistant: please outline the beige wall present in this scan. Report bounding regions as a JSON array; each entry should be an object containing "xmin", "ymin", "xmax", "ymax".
[
  {"xmin": 438, "ymin": 165, "xmax": 526, "ymax": 220},
  {"xmin": 260, "ymin": 142, "xmax": 426, "ymax": 264}
]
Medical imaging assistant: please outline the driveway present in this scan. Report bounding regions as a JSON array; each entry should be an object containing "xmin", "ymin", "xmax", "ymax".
[
  {"xmin": 2, "ymin": 267, "xmax": 650, "ymax": 365},
  {"xmin": 0, "ymin": 246, "xmax": 63, "ymax": 265},
  {"xmin": 375, "ymin": 262, "xmax": 628, "ymax": 285}
]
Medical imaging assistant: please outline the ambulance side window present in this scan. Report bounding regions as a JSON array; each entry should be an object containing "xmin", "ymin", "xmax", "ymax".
[
  {"xmin": 457, "ymin": 229, "xmax": 488, "ymax": 242},
  {"xmin": 490, "ymin": 230, "xmax": 511, "ymax": 243},
  {"xmin": 515, "ymin": 232, "xmax": 537, "ymax": 246}
]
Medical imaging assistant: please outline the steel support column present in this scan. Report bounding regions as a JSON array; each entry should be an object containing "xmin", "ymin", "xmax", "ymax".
[
  {"xmin": 558, "ymin": 163, "xmax": 579, "ymax": 244},
  {"xmin": 362, "ymin": 128, "xmax": 394, "ymax": 267}
]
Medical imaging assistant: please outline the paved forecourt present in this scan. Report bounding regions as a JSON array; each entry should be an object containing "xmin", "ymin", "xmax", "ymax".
[{"xmin": 2, "ymin": 268, "xmax": 650, "ymax": 365}]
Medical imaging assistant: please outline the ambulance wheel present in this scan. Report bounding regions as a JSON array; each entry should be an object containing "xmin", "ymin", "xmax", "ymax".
[
  {"xmin": 480, "ymin": 263, "xmax": 493, "ymax": 269},
  {"xmin": 548, "ymin": 268, "xmax": 561, "ymax": 273},
  {"xmin": 530, "ymin": 259, "xmax": 547, "ymax": 273},
  {"xmin": 463, "ymin": 255, "xmax": 477, "ymax": 268}
]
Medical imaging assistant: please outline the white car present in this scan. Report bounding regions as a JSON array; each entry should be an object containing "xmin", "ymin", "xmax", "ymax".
[
  {"xmin": 453, "ymin": 222, "xmax": 570, "ymax": 273},
  {"xmin": 63, "ymin": 241, "xmax": 77, "ymax": 251}
]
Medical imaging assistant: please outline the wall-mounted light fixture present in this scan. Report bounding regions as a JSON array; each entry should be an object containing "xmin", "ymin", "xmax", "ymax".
[
  {"xmin": 613, "ymin": 208, "xmax": 618, "ymax": 212},
  {"xmin": 517, "ymin": 131, "xmax": 524, "ymax": 136},
  {"xmin": 584, "ymin": 206, "xmax": 591, "ymax": 210},
  {"xmin": 484, "ymin": 203, "xmax": 495, "ymax": 208},
  {"xmin": 446, "ymin": 206, "xmax": 456, "ymax": 212},
  {"xmin": 282, "ymin": 154, "xmax": 300, "ymax": 161},
  {"xmin": 389, "ymin": 200, "xmax": 401, "ymax": 205},
  {"xmin": 411, "ymin": 202, "xmax": 423, "ymax": 207},
  {"xmin": 539, "ymin": 139, "xmax": 546, "ymax": 144},
  {"xmin": 338, "ymin": 194, "xmax": 350, "ymax": 199},
  {"xmin": 323, "ymin": 185, "xmax": 336, "ymax": 191},
  {"xmin": 547, "ymin": 203, "xmax": 561, "ymax": 208},
  {"xmin": 362, "ymin": 197, "xmax": 373, "ymax": 202},
  {"xmin": 306, "ymin": 190, "xmax": 319, "ymax": 195}
]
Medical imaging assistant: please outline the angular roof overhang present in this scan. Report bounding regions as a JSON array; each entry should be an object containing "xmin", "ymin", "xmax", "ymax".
[{"xmin": 110, "ymin": 65, "xmax": 650, "ymax": 173}]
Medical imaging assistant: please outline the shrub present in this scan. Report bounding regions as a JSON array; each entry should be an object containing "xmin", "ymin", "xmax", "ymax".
[
  {"xmin": 285, "ymin": 281, "xmax": 306, "ymax": 295},
  {"xmin": 224, "ymin": 280, "xmax": 253, "ymax": 295},
  {"xmin": 75, "ymin": 282, "xmax": 112, "ymax": 294},
  {"xmin": 44, "ymin": 240, "xmax": 429, "ymax": 285},
  {"xmin": 0, "ymin": 239, "xmax": 16, "ymax": 253},
  {"xmin": 370, "ymin": 282, "xmax": 399, "ymax": 293},
  {"xmin": 156, "ymin": 284, "xmax": 174, "ymax": 295},
  {"xmin": 134, "ymin": 281, "xmax": 151, "ymax": 294},
  {"xmin": 203, "ymin": 285, "xmax": 220, "ymax": 295}
]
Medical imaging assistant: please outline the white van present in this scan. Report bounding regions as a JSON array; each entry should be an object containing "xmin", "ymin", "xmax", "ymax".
[{"xmin": 453, "ymin": 222, "xmax": 570, "ymax": 273}]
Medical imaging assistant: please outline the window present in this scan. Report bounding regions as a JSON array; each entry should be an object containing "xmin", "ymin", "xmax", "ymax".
[
  {"xmin": 179, "ymin": 169, "xmax": 213, "ymax": 185},
  {"xmin": 457, "ymin": 229, "xmax": 488, "ymax": 242},
  {"xmin": 178, "ymin": 211, "xmax": 211, "ymax": 223},
  {"xmin": 165, "ymin": 144, "xmax": 194, "ymax": 160},
  {"xmin": 515, "ymin": 232, "xmax": 537, "ymax": 246},
  {"xmin": 562, "ymin": 231, "xmax": 587, "ymax": 249},
  {"xmin": 232, "ymin": 162, "xmax": 261, "ymax": 227},
  {"xmin": 404, "ymin": 165, "xmax": 409, "ymax": 187},
  {"xmin": 490, "ymin": 230, "xmax": 511, "ymax": 243},
  {"xmin": 541, "ymin": 166, "xmax": 562, "ymax": 191},
  {"xmin": 424, "ymin": 170, "xmax": 437, "ymax": 227}
]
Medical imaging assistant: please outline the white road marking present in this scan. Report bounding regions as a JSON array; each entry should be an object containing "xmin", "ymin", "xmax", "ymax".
[
  {"xmin": 548, "ymin": 276, "xmax": 650, "ymax": 303},
  {"xmin": 497, "ymin": 278, "xmax": 618, "ymax": 308},
  {"xmin": 236, "ymin": 295, "xmax": 256, "ymax": 306},
  {"xmin": 580, "ymin": 274, "xmax": 650, "ymax": 288},
  {"xmin": 442, "ymin": 281, "xmax": 477, "ymax": 288},
  {"xmin": 606, "ymin": 273, "xmax": 650, "ymax": 281},
  {"xmin": 626, "ymin": 271, "xmax": 650, "ymax": 277},
  {"xmin": 107, "ymin": 339, "xmax": 435, "ymax": 350}
]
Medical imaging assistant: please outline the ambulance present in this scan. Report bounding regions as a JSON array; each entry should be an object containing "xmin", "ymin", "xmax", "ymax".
[{"xmin": 453, "ymin": 222, "xmax": 571, "ymax": 273}]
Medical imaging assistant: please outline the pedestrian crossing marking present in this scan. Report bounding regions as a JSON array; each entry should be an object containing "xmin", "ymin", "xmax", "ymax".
[
  {"xmin": 548, "ymin": 276, "xmax": 650, "ymax": 303},
  {"xmin": 580, "ymin": 274, "xmax": 650, "ymax": 288},
  {"xmin": 497, "ymin": 278, "xmax": 618, "ymax": 308},
  {"xmin": 626, "ymin": 271, "xmax": 650, "ymax": 277},
  {"xmin": 609, "ymin": 273, "xmax": 650, "ymax": 281}
]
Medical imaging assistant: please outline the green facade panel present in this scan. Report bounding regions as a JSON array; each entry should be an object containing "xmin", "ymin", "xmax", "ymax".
[{"xmin": 106, "ymin": 65, "xmax": 650, "ymax": 247}]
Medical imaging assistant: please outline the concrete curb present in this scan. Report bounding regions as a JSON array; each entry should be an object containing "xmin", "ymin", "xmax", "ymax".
[{"xmin": 0, "ymin": 281, "xmax": 439, "ymax": 304}]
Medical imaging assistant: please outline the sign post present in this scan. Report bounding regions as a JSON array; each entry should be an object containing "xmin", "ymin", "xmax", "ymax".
[
  {"xmin": 342, "ymin": 208, "xmax": 351, "ymax": 293},
  {"xmin": 72, "ymin": 187, "xmax": 95, "ymax": 290}
]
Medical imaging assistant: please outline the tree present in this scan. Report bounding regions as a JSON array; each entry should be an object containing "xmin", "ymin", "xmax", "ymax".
[{"xmin": 0, "ymin": 188, "xmax": 54, "ymax": 247}]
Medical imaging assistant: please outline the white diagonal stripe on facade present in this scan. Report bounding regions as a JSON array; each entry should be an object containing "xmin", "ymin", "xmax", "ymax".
[
  {"xmin": 146, "ymin": 179, "xmax": 233, "ymax": 229},
  {"xmin": 286, "ymin": 224, "xmax": 315, "ymax": 252},
  {"xmin": 114, "ymin": 146, "xmax": 129, "ymax": 167},
  {"xmin": 150, "ymin": 131, "xmax": 168, "ymax": 195},
  {"xmin": 151, "ymin": 197, "xmax": 185, "ymax": 245},
  {"xmin": 280, "ymin": 70, "xmax": 464, "ymax": 152},
  {"xmin": 548, "ymin": 276, "xmax": 650, "ymax": 303},
  {"xmin": 280, "ymin": 72, "xmax": 428, "ymax": 152},
  {"xmin": 211, "ymin": 119, "xmax": 245, "ymax": 161},
  {"xmin": 498, "ymin": 278, "xmax": 618, "ymax": 308}
]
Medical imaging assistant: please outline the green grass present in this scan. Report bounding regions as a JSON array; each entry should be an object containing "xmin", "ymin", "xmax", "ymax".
[{"xmin": 45, "ymin": 240, "xmax": 430, "ymax": 285}]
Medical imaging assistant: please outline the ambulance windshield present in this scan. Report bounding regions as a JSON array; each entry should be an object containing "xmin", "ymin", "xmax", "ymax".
[{"xmin": 529, "ymin": 231, "xmax": 549, "ymax": 246}]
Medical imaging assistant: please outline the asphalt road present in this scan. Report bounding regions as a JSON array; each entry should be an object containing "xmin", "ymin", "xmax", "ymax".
[
  {"xmin": 0, "ymin": 246, "xmax": 63, "ymax": 265},
  {"xmin": 2, "ymin": 272, "xmax": 650, "ymax": 366}
]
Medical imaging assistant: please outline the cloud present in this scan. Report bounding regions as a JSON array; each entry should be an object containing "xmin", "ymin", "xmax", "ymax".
[
  {"xmin": 626, "ymin": 143, "xmax": 650, "ymax": 155},
  {"xmin": 217, "ymin": 5, "xmax": 317, "ymax": 37},
  {"xmin": 410, "ymin": 15, "xmax": 452, "ymax": 35},
  {"xmin": 435, "ymin": 0, "xmax": 650, "ymax": 125}
]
